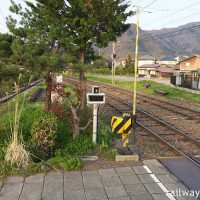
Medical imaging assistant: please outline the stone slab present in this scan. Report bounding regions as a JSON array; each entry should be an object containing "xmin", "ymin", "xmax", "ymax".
[
  {"xmin": 82, "ymin": 171, "xmax": 99, "ymax": 178},
  {"xmin": 45, "ymin": 172, "xmax": 63, "ymax": 182},
  {"xmin": 116, "ymin": 154, "xmax": 139, "ymax": 162},
  {"xmin": 132, "ymin": 166, "xmax": 152, "ymax": 175},
  {"xmin": 105, "ymin": 185, "xmax": 128, "ymax": 198},
  {"xmin": 144, "ymin": 183, "xmax": 169, "ymax": 194},
  {"xmin": 83, "ymin": 177, "xmax": 103, "ymax": 188},
  {"xmin": 130, "ymin": 194, "xmax": 153, "ymax": 200},
  {"xmin": 64, "ymin": 172, "xmax": 82, "ymax": 179},
  {"xmin": 120, "ymin": 175, "xmax": 141, "ymax": 185},
  {"xmin": 21, "ymin": 182, "xmax": 43, "ymax": 195},
  {"xmin": 25, "ymin": 174, "xmax": 44, "ymax": 183},
  {"xmin": 124, "ymin": 184, "xmax": 149, "ymax": 196},
  {"xmin": 115, "ymin": 167, "xmax": 135, "ymax": 176},
  {"xmin": 64, "ymin": 177, "xmax": 84, "ymax": 190},
  {"xmin": 143, "ymin": 160, "xmax": 163, "ymax": 167},
  {"xmin": 42, "ymin": 190, "xmax": 63, "ymax": 200},
  {"xmin": 0, "ymin": 183, "xmax": 23, "ymax": 196},
  {"xmin": 109, "ymin": 197, "xmax": 131, "ymax": 200},
  {"xmin": 101, "ymin": 176, "xmax": 122, "ymax": 187},
  {"xmin": 19, "ymin": 193, "xmax": 42, "ymax": 200},
  {"xmin": 85, "ymin": 187, "xmax": 107, "ymax": 200},
  {"xmin": 64, "ymin": 189, "xmax": 86, "ymax": 200},
  {"xmin": 138, "ymin": 174, "xmax": 160, "ymax": 184},
  {"xmin": 156, "ymin": 174, "xmax": 178, "ymax": 184},
  {"xmin": 98, "ymin": 168, "xmax": 118, "ymax": 177}
]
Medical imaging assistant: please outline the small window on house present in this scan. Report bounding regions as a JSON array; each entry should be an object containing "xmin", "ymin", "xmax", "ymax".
[{"xmin": 185, "ymin": 62, "xmax": 190, "ymax": 67}]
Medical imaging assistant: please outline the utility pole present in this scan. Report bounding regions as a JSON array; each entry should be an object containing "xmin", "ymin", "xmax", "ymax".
[
  {"xmin": 133, "ymin": 0, "xmax": 140, "ymax": 115},
  {"xmin": 112, "ymin": 42, "xmax": 116, "ymax": 85}
]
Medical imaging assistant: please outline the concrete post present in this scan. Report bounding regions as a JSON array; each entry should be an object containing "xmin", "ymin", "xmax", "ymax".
[{"xmin": 93, "ymin": 104, "xmax": 98, "ymax": 144}]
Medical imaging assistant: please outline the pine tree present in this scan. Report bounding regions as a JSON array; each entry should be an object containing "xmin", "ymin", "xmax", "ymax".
[{"xmin": 8, "ymin": 0, "xmax": 134, "ymax": 109}]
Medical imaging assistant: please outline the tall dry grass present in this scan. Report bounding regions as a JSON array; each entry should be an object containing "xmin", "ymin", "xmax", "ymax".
[{"xmin": 5, "ymin": 75, "xmax": 30, "ymax": 167}]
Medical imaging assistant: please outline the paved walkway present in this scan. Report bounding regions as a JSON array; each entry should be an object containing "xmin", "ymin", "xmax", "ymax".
[{"xmin": 0, "ymin": 160, "xmax": 196, "ymax": 200}]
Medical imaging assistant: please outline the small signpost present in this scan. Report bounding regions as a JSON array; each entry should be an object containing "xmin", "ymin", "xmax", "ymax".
[
  {"xmin": 87, "ymin": 86, "xmax": 105, "ymax": 144},
  {"xmin": 56, "ymin": 75, "xmax": 63, "ymax": 83}
]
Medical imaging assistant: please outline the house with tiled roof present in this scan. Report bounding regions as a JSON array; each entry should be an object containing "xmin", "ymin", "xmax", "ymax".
[
  {"xmin": 138, "ymin": 55, "xmax": 157, "ymax": 67},
  {"xmin": 159, "ymin": 57, "xmax": 177, "ymax": 65},
  {"xmin": 138, "ymin": 63, "xmax": 173, "ymax": 78}
]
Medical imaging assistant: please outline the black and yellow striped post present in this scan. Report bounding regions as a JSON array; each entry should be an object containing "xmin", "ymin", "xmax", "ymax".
[{"xmin": 111, "ymin": 114, "xmax": 135, "ymax": 148}]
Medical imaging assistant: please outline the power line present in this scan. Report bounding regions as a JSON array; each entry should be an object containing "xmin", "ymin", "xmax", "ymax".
[
  {"xmin": 154, "ymin": 11, "xmax": 200, "ymax": 29},
  {"xmin": 115, "ymin": 24, "xmax": 200, "ymax": 46},
  {"xmin": 140, "ymin": 0, "xmax": 158, "ymax": 11},
  {"xmin": 143, "ymin": 0, "xmax": 200, "ymax": 28}
]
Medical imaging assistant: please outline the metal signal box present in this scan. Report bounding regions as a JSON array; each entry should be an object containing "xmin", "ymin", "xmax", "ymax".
[
  {"xmin": 92, "ymin": 86, "xmax": 100, "ymax": 94},
  {"xmin": 87, "ymin": 93, "xmax": 105, "ymax": 104}
]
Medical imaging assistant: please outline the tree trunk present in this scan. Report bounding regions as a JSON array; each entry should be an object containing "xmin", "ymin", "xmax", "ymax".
[
  {"xmin": 44, "ymin": 72, "xmax": 53, "ymax": 111},
  {"xmin": 70, "ymin": 105, "xmax": 80, "ymax": 139},
  {"xmin": 79, "ymin": 51, "xmax": 86, "ymax": 110}
]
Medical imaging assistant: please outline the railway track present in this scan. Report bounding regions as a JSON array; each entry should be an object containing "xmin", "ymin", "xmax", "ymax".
[
  {"xmin": 64, "ymin": 76, "xmax": 200, "ymax": 121},
  {"xmin": 0, "ymin": 79, "xmax": 43, "ymax": 104},
  {"xmin": 63, "ymin": 76, "xmax": 200, "ymax": 168}
]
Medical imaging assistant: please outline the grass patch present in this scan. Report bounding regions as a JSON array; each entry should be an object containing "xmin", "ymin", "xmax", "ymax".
[{"xmin": 86, "ymin": 75, "xmax": 200, "ymax": 104}]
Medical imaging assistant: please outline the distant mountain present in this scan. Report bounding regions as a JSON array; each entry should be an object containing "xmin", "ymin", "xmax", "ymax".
[{"xmin": 99, "ymin": 22, "xmax": 200, "ymax": 60}]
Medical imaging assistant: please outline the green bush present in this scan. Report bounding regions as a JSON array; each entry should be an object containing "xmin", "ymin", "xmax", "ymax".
[
  {"xmin": 31, "ymin": 113, "xmax": 58, "ymax": 160},
  {"xmin": 48, "ymin": 153, "xmax": 82, "ymax": 170},
  {"xmin": 61, "ymin": 134, "xmax": 95, "ymax": 156}
]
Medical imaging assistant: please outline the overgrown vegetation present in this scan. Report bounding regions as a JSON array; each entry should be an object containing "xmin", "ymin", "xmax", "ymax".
[{"xmin": 0, "ymin": 82, "xmax": 116, "ymax": 176}]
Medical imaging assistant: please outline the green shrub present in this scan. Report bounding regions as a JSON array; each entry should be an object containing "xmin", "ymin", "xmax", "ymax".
[
  {"xmin": 48, "ymin": 153, "xmax": 82, "ymax": 170},
  {"xmin": 31, "ymin": 113, "xmax": 58, "ymax": 160},
  {"xmin": 62, "ymin": 134, "xmax": 95, "ymax": 156}
]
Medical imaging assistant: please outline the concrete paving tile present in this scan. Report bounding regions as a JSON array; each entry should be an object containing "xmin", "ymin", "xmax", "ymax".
[
  {"xmin": 0, "ymin": 182, "xmax": 23, "ymax": 196},
  {"xmin": 144, "ymin": 183, "xmax": 169, "ymax": 194},
  {"xmin": 164, "ymin": 182, "xmax": 188, "ymax": 192},
  {"xmin": 43, "ymin": 182, "xmax": 63, "ymax": 193},
  {"xmin": 156, "ymin": 174, "xmax": 178, "ymax": 184},
  {"xmin": 138, "ymin": 174, "xmax": 160, "ymax": 184},
  {"xmin": 132, "ymin": 166, "xmax": 152, "ymax": 175},
  {"xmin": 85, "ymin": 187, "xmax": 107, "ymax": 200},
  {"xmin": 105, "ymin": 185, "xmax": 128, "ymax": 198},
  {"xmin": 42, "ymin": 190, "xmax": 63, "ymax": 200},
  {"xmin": 152, "ymin": 193, "xmax": 176, "ymax": 200},
  {"xmin": 19, "ymin": 193, "xmax": 42, "ymax": 200},
  {"xmin": 98, "ymin": 168, "xmax": 118, "ymax": 177},
  {"xmin": 148, "ymin": 166, "xmax": 169, "ymax": 175},
  {"xmin": 83, "ymin": 177, "xmax": 103, "ymax": 188},
  {"xmin": 130, "ymin": 194, "xmax": 153, "ymax": 200},
  {"xmin": 124, "ymin": 184, "xmax": 149, "ymax": 196},
  {"xmin": 21, "ymin": 182, "xmax": 43, "ymax": 195},
  {"xmin": 6, "ymin": 176, "xmax": 24, "ymax": 183},
  {"xmin": 109, "ymin": 197, "xmax": 131, "ymax": 200},
  {"xmin": 143, "ymin": 160, "xmax": 163, "ymax": 167},
  {"xmin": 0, "ymin": 194, "xmax": 20, "ymax": 200},
  {"xmin": 101, "ymin": 176, "xmax": 122, "ymax": 187},
  {"xmin": 25, "ymin": 174, "xmax": 44, "ymax": 183},
  {"xmin": 175, "ymin": 195, "xmax": 198, "ymax": 200},
  {"xmin": 64, "ymin": 189, "xmax": 86, "ymax": 200},
  {"xmin": 64, "ymin": 171, "xmax": 82, "ymax": 179},
  {"xmin": 64, "ymin": 177, "xmax": 84, "ymax": 190},
  {"xmin": 115, "ymin": 167, "xmax": 135, "ymax": 176},
  {"xmin": 82, "ymin": 171, "xmax": 100, "ymax": 178},
  {"xmin": 45, "ymin": 172, "xmax": 63, "ymax": 182},
  {"xmin": 120, "ymin": 175, "xmax": 141, "ymax": 185}
]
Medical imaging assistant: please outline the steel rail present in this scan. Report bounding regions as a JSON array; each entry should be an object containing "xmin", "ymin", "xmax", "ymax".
[
  {"xmin": 106, "ymin": 99, "xmax": 200, "ymax": 168},
  {"xmin": 63, "ymin": 77, "xmax": 200, "ymax": 168}
]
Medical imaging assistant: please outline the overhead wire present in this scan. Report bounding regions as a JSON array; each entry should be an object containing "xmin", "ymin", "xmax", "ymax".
[{"xmin": 142, "ymin": 0, "xmax": 200, "ymax": 28}]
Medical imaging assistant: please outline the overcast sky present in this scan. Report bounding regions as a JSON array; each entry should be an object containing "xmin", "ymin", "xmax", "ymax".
[{"xmin": 0, "ymin": 0, "xmax": 200, "ymax": 33}]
